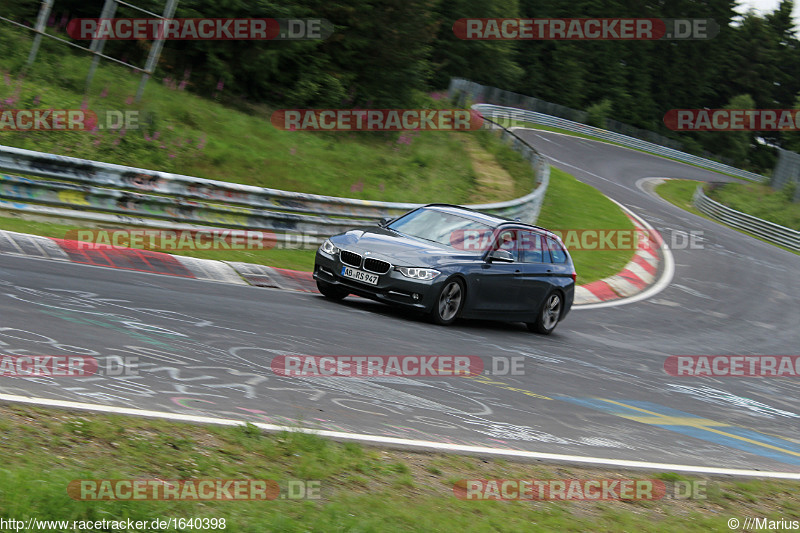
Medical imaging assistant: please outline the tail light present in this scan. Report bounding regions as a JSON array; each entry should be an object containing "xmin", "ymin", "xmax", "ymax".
[{"xmin": 571, "ymin": 271, "xmax": 577, "ymax": 282}]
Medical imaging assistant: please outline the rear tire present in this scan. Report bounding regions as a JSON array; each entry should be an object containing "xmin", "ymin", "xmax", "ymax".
[
  {"xmin": 527, "ymin": 291, "xmax": 562, "ymax": 335},
  {"xmin": 429, "ymin": 278, "xmax": 465, "ymax": 326},
  {"xmin": 316, "ymin": 280, "xmax": 349, "ymax": 300}
]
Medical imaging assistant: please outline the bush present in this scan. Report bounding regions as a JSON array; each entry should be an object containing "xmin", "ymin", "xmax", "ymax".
[{"xmin": 585, "ymin": 98, "xmax": 613, "ymax": 128}]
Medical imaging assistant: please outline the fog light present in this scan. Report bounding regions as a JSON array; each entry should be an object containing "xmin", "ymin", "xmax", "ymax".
[{"xmin": 412, "ymin": 293, "xmax": 420, "ymax": 300}]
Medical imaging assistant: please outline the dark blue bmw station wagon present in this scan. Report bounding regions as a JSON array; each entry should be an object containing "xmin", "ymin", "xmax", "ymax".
[{"xmin": 313, "ymin": 204, "xmax": 576, "ymax": 334}]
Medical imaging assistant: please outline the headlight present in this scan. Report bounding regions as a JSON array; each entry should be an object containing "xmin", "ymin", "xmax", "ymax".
[
  {"xmin": 396, "ymin": 267, "xmax": 440, "ymax": 281},
  {"xmin": 320, "ymin": 239, "xmax": 339, "ymax": 255}
]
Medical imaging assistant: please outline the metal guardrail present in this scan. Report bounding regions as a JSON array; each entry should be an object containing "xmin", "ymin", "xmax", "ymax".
[
  {"xmin": 0, "ymin": 118, "xmax": 549, "ymax": 233},
  {"xmin": 0, "ymin": 173, "xmax": 372, "ymax": 235},
  {"xmin": 451, "ymin": 77, "xmax": 683, "ymax": 151},
  {"xmin": 694, "ymin": 185, "xmax": 800, "ymax": 251},
  {"xmin": 473, "ymin": 104, "xmax": 769, "ymax": 183},
  {"xmin": 0, "ymin": 143, "xmax": 418, "ymax": 219}
]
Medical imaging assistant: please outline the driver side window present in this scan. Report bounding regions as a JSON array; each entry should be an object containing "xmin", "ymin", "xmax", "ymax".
[{"xmin": 492, "ymin": 229, "xmax": 519, "ymax": 262}]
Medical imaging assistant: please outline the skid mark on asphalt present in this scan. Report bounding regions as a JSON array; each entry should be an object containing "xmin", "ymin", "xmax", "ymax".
[
  {"xmin": 666, "ymin": 384, "xmax": 800, "ymax": 419},
  {"xmin": 671, "ymin": 284, "xmax": 713, "ymax": 300},
  {"xmin": 557, "ymin": 396, "xmax": 800, "ymax": 466}
]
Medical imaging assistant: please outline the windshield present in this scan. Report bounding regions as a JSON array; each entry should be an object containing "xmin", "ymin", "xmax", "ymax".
[{"xmin": 388, "ymin": 208, "xmax": 495, "ymax": 249}]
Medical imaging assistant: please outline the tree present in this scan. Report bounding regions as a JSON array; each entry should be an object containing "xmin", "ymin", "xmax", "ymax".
[
  {"xmin": 700, "ymin": 94, "xmax": 755, "ymax": 167},
  {"xmin": 781, "ymin": 93, "xmax": 800, "ymax": 153},
  {"xmin": 586, "ymin": 98, "xmax": 612, "ymax": 127},
  {"xmin": 429, "ymin": 0, "xmax": 523, "ymax": 90},
  {"xmin": 765, "ymin": 0, "xmax": 800, "ymax": 111}
]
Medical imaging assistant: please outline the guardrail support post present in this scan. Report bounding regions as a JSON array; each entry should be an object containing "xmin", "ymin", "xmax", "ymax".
[
  {"xmin": 135, "ymin": 0, "xmax": 179, "ymax": 102},
  {"xmin": 85, "ymin": 0, "xmax": 118, "ymax": 93},
  {"xmin": 26, "ymin": 0, "xmax": 54, "ymax": 67}
]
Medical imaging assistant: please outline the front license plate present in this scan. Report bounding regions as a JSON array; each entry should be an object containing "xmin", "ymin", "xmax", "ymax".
[{"xmin": 341, "ymin": 266, "xmax": 379, "ymax": 285}]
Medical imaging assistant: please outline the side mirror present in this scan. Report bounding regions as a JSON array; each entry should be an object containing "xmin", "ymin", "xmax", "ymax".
[
  {"xmin": 379, "ymin": 217, "xmax": 392, "ymax": 227},
  {"xmin": 488, "ymin": 249, "xmax": 515, "ymax": 262}
]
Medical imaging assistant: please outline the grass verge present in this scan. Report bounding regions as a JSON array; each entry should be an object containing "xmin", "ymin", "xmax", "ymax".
[
  {"xmin": 653, "ymin": 179, "xmax": 705, "ymax": 217},
  {"xmin": 538, "ymin": 167, "xmax": 635, "ymax": 283},
  {"xmin": 706, "ymin": 182, "xmax": 800, "ymax": 230},
  {"xmin": 0, "ymin": 403, "xmax": 797, "ymax": 532}
]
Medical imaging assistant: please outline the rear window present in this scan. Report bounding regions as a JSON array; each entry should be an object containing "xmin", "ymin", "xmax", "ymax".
[
  {"xmin": 519, "ymin": 231, "xmax": 545, "ymax": 263},
  {"xmin": 545, "ymin": 236, "xmax": 568, "ymax": 263}
]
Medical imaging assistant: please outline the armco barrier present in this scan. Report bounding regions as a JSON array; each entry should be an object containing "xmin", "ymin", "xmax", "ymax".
[
  {"xmin": 0, "ymin": 118, "xmax": 548, "ymax": 233},
  {"xmin": 0, "ymin": 174, "xmax": 371, "ymax": 235},
  {"xmin": 472, "ymin": 104, "xmax": 768, "ymax": 183},
  {"xmin": 694, "ymin": 185, "xmax": 800, "ymax": 251},
  {"xmin": 0, "ymin": 143, "xmax": 417, "ymax": 219}
]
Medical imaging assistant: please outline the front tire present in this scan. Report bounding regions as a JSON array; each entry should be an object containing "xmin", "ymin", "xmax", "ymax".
[
  {"xmin": 527, "ymin": 291, "xmax": 562, "ymax": 335},
  {"xmin": 316, "ymin": 280, "xmax": 349, "ymax": 300},
  {"xmin": 429, "ymin": 278, "xmax": 465, "ymax": 326}
]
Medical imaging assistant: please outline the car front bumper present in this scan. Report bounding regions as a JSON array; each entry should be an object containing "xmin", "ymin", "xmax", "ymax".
[{"xmin": 313, "ymin": 250, "xmax": 443, "ymax": 313}]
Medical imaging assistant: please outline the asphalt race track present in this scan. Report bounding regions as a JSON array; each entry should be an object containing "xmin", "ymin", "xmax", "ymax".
[{"xmin": 2, "ymin": 130, "xmax": 799, "ymax": 475}]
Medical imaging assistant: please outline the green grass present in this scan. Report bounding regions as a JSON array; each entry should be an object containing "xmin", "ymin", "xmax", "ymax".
[
  {"xmin": 653, "ymin": 179, "xmax": 705, "ymax": 217},
  {"xmin": 538, "ymin": 167, "xmax": 635, "ymax": 283},
  {"xmin": 0, "ymin": 24, "xmax": 534, "ymax": 204},
  {"xmin": 472, "ymin": 129, "xmax": 534, "ymax": 200},
  {"xmin": 707, "ymin": 182, "xmax": 800, "ymax": 230},
  {"xmin": 0, "ymin": 404, "xmax": 798, "ymax": 532}
]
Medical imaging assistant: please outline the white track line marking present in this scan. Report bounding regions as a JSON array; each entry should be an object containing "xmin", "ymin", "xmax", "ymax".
[{"xmin": 1, "ymin": 393, "xmax": 798, "ymax": 478}]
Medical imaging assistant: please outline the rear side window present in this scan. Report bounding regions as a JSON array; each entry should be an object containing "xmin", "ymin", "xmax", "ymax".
[
  {"xmin": 519, "ymin": 231, "xmax": 545, "ymax": 263},
  {"xmin": 545, "ymin": 236, "xmax": 568, "ymax": 263}
]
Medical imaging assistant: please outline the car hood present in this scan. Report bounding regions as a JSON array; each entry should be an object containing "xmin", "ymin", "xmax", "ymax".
[{"xmin": 330, "ymin": 227, "xmax": 481, "ymax": 266}]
